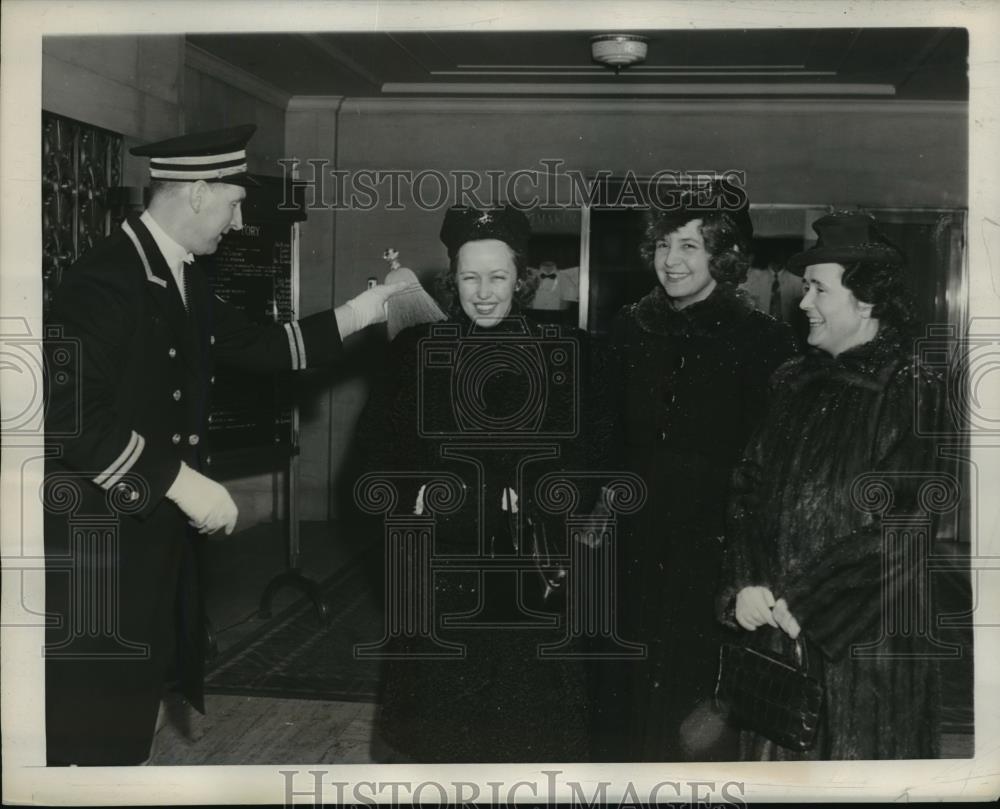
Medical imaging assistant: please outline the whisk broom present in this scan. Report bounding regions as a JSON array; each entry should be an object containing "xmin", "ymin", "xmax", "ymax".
[{"xmin": 382, "ymin": 248, "xmax": 448, "ymax": 340}]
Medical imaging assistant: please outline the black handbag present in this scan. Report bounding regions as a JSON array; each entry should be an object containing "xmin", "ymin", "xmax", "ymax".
[{"xmin": 714, "ymin": 636, "xmax": 824, "ymax": 752}]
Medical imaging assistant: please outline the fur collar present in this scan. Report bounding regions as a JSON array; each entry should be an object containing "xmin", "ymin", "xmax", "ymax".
[
  {"xmin": 776, "ymin": 328, "xmax": 910, "ymax": 391},
  {"xmin": 628, "ymin": 283, "xmax": 760, "ymax": 337}
]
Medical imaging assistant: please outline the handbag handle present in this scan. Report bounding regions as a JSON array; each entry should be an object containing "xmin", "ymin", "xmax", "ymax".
[{"xmin": 791, "ymin": 636, "xmax": 808, "ymax": 671}]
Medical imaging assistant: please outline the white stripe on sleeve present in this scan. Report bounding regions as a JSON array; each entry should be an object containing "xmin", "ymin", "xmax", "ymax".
[
  {"xmin": 94, "ymin": 431, "xmax": 146, "ymax": 489},
  {"xmin": 291, "ymin": 321, "xmax": 306, "ymax": 369},
  {"xmin": 283, "ymin": 322, "xmax": 302, "ymax": 370}
]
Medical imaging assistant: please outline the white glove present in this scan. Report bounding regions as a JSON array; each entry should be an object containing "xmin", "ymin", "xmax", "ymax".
[
  {"xmin": 335, "ymin": 282, "xmax": 409, "ymax": 338},
  {"xmin": 771, "ymin": 597, "xmax": 802, "ymax": 639},
  {"xmin": 166, "ymin": 462, "xmax": 238, "ymax": 535},
  {"xmin": 734, "ymin": 585, "xmax": 778, "ymax": 631}
]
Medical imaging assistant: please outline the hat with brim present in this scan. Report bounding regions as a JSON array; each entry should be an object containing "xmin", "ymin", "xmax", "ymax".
[
  {"xmin": 788, "ymin": 211, "xmax": 903, "ymax": 273},
  {"xmin": 130, "ymin": 124, "xmax": 260, "ymax": 187}
]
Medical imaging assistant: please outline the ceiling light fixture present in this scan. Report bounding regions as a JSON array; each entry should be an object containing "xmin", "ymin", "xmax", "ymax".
[{"xmin": 591, "ymin": 34, "xmax": 648, "ymax": 75}]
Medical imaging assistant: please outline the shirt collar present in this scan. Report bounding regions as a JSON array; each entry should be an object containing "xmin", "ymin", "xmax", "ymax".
[{"xmin": 140, "ymin": 210, "xmax": 194, "ymax": 270}]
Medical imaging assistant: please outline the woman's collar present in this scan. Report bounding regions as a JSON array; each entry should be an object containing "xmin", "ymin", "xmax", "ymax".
[
  {"xmin": 632, "ymin": 283, "xmax": 754, "ymax": 336},
  {"xmin": 806, "ymin": 327, "xmax": 908, "ymax": 376},
  {"xmin": 453, "ymin": 304, "xmax": 532, "ymax": 334}
]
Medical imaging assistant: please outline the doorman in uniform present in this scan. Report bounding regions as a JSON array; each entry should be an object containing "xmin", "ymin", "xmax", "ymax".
[{"xmin": 43, "ymin": 124, "xmax": 404, "ymax": 765}]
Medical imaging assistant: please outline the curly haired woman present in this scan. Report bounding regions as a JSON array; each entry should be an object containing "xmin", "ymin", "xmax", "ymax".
[{"xmin": 592, "ymin": 183, "xmax": 797, "ymax": 761}]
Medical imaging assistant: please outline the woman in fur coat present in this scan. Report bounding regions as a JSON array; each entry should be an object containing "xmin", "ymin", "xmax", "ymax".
[{"xmin": 717, "ymin": 211, "xmax": 949, "ymax": 759}]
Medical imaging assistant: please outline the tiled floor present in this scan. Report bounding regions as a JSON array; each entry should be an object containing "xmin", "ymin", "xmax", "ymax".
[
  {"xmin": 148, "ymin": 521, "xmax": 975, "ymax": 765},
  {"xmin": 201, "ymin": 519, "xmax": 363, "ymax": 655},
  {"xmin": 149, "ymin": 519, "xmax": 380, "ymax": 765},
  {"xmin": 150, "ymin": 695, "xmax": 376, "ymax": 765}
]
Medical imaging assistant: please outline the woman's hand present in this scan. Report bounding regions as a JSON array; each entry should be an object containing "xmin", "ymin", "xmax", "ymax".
[
  {"xmin": 734, "ymin": 586, "xmax": 778, "ymax": 631},
  {"xmin": 771, "ymin": 597, "xmax": 801, "ymax": 639},
  {"xmin": 734, "ymin": 587, "xmax": 802, "ymax": 638}
]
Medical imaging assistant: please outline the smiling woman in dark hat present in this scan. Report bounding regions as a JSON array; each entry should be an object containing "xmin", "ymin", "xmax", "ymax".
[
  {"xmin": 717, "ymin": 210, "xmax": 948, "ymax": 760},
  {"xmin": 355, "ymin": 204, "xmax": 594, "ymax": 763},
  {"xmin": 434, "ymin": 204, "xmax": 538, "ymax": 326},
  {"xmin": 788, "ymin": 211, "xmax": 915, "ymax": 356},
  {"xmin": 592, "ymin": 181, "xmax": 798, "ymax": 762}
]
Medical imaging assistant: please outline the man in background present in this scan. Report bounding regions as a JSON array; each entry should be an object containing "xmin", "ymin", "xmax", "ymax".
[{"xmin": 741, "ymin": 237, "xmax": 806, "ymax": 344}]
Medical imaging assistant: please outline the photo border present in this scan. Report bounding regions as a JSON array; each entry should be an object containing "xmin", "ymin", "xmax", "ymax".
[{"xmin": 3, "ymin": 0, "xmax": 998, "ymax": 803}]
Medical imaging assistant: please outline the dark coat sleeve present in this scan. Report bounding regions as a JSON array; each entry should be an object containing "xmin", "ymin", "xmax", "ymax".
[
  {"xmin": 779, "ymin": 362, "xmax": 949, "ymax": 660},
  {"xmin": 736, "ymin": 314, "xmax": 798, "ymax": 439},
  {"xmin": 210, "ymin": 296, "xmax": 343, "ymax": 373},
  {"xmin": 715, "ymin": 335, "xmax": 799, "ymax": 629},
  {"xmin": 721, "ymin": 359, "xmax": 949, "ymax": 660},
  {"xmin": 353, "ymin": 327, "xmax": 425, "ymax": 511},
  {"xmin": 716, "ymin": 411, "xmax": 779, "ymax": 630}
]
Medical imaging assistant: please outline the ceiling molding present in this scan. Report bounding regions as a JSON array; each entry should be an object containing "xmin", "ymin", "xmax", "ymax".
[
  {"xmin": 429, "ymin": 70, "xmax": 838, "ymax": 78},
  {"xmin": 184, "ymin": 29, "xmax": 967, "ymax": 104},
  {"xmin": 300, "ymin": 34, "xmax": 383, "ymax": 90},
  {"xmin": 339, "ymin": 98, "xmax": 967, "ymax": 116},
  {"xmin": 287, "ymin": 96, "xmax": 347, "ymax": 111},
  {"xmin": 455, "ymin": 64, "xmax": 810, "ymax": 70},
  {"xmin": 380, "ymin": 82, "xmax": 898, "ymax": 97},
  {"xmin": 185, "ymin": 43, "xmax": 291, "ymax": 109}
]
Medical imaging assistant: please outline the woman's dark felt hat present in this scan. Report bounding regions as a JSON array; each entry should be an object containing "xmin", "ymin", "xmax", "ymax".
[
  {"xmin": 788, "ymin": 211, "xmax": 903, "ymax": 273},
  {"xmin": 439, "ymin": 205, "xmax": 532, "ymax": 257},
  {"xmin": 675, "ymin": 178, "xmax": 754, "ymax": 244}
]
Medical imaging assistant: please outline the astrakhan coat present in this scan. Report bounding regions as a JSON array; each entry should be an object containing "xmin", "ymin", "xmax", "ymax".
[
  {"xmin": 44, "ymin": 213, "xmax": 342, "ymax": 765},
  {"xmin": 355, "ymin": 311, "xmax": 597, "ymax": 762},
  {"xmin": 717, "ymin": 329, "xmax": 949, "ymax": 759}
]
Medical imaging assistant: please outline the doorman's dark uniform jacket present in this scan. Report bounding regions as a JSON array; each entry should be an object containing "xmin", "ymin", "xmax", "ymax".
[{"xmin": 44, "ymin": 213, "xmax": 342, "ymax": 765}]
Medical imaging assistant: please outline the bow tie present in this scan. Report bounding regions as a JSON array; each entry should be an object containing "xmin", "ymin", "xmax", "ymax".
[{"xmin": 540, "ymin": 272, "xmax": 557, "ymax": 280}]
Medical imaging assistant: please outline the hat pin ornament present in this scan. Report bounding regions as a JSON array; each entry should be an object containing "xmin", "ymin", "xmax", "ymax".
[{"xmin": 382, "ymin": 247, "xmax": 448, "ymax": 340}]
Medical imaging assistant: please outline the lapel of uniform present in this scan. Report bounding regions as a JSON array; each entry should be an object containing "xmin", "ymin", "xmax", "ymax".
[
  {"xmin": 121, "ymin": 214, "xmax": 201, "ymax": 375},
  {"xmin": 185, "ymin": 257, "xmax": 214, "ymax": 378}
]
